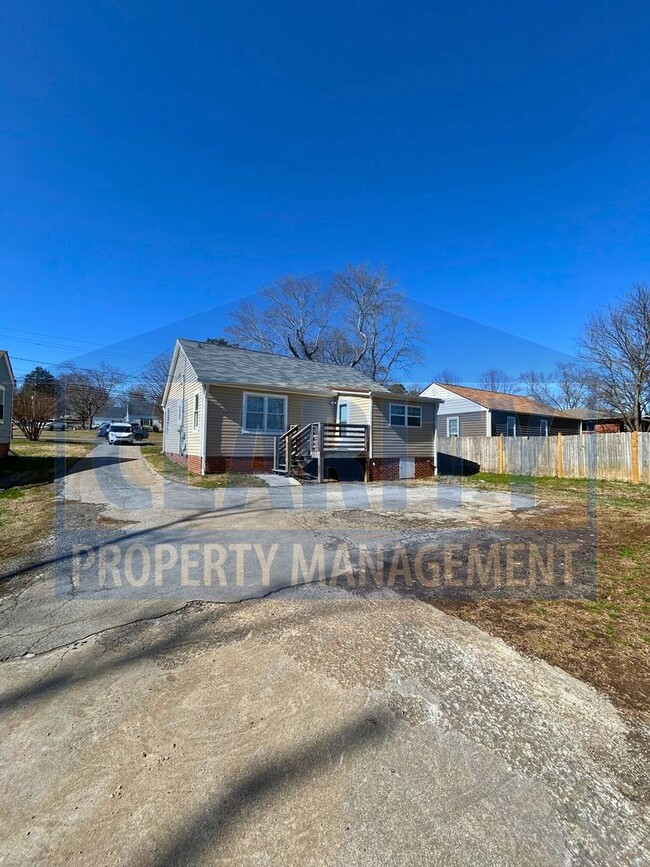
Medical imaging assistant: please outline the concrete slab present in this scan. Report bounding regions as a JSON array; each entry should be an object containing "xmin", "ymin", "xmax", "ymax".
[{"xmin": 255, "ymin": 472, "xmax": 302, "ymax": 486}]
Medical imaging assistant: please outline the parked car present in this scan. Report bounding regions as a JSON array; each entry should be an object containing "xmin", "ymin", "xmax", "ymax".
[
  {"xmin": 107, "ymin": 423, "xmax": 134, "ymax": 445},
  {"xmin": 131, "ymin": 423, "xmax": 150, "ymax": 441},
  {"xmin": 43, "ymin": 419, "xmax": 66, "ymax": 431},
  {"xmin": 97, "ymin": 423, "xmax": 111, "ymax": 438}
]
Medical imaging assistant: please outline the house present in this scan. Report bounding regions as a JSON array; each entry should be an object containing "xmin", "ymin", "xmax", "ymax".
[
  {"xmin": 420, "ymin": 382, "xmax": 582, "ymax": 437},
  {"xmin": 567, "ymin": 409, "xmax": 625, "ymax": 433},
  {"xmin": 94, "ymin": 399, "xmax": 162, "ymax": 430},
  {"xmin": 162, "ymin": 339, "xmax": 441, "ymax": 481},
  {"xmin": 0, "ymin": 350, "xmax": 16, "ymax": 458}
]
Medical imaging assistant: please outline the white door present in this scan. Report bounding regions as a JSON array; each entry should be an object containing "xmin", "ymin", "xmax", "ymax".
[{"xmin": 506, "ymin": 416, "xmax": 517, "ymax": 437}]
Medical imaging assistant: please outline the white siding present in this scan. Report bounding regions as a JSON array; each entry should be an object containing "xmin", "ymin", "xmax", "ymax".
[
  {"xmin": 162, "ymin": 348, "xmax": 201, "ymax": 456},
  {"xmin": 420, "ymin": 383, "xmax": 484, "ymax": 414}
]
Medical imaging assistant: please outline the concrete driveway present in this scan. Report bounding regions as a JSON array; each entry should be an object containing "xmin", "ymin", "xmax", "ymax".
[
  {"xmin": 1, "ymin": 445, "xmax": 647, "ymax": 865},
  {"xmin": 1, "ymin": 443, "xmax": 546, "ymax": 657}
]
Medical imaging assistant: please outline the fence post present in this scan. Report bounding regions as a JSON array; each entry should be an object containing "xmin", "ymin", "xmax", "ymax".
[
  {"xmin": 631, "ymin": 430, "xmax": 639, "ymax": 484},
  {"xmin": 556, "ymin": 432, "xmax": 563, "ymax": 479},
  {"xmin": 497, "ymin": 434, "xmax": 504, "ymax": 475}
]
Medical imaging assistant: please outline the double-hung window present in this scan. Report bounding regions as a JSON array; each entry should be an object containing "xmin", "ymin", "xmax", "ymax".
[
  {"xmin": 389, "ymin": 403, "xmax": 422, "ymax": 428},
  {"xmin": 243, "ymin": 394, "xmax": 287, "ymax": 434},
  {"xmin": 193, "ymin": 393, "xmax": 200, "ymax": 430},
  {"xmin": 447, "ymin": 416, "xmax": 460, "ymax": 436}
]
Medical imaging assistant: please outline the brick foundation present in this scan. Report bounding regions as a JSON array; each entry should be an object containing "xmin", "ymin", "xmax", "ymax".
[
  {"xmin": 369, "ymin": 457, "xmax": 435, "ymax": 481},
  {"xmin": 0, "ymin": 442, "xmax": 9, "ymax": 459},
  {"xmin": 205, "ymin": 456, "xmax": 274, "ymax": 474},
  {"xmin": 164, "ymin": 452, "xmax": 434, "ymax": 480},
  {"xmin": 164, "ymin": 453, "xmax": 273, "ymax": 475}
]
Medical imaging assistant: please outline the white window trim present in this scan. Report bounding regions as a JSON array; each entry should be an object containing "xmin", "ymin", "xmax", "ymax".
[
  {"xmin": 193, "ymin": 391, "xmax": 200, "ymax": 431},
  {"xmin": 0, "ymin": 384, "xmax": 4, "ymax": 424},
  {"xmin": 242, "ymin": 392, "xmax": 288, "ymax": 435},
  {"xmin": 337, "ymin": 399, "xmax": 350, "ymax": 425},
  {"xmin": 447, "ymin": 416, "xmax": 460, "ymax": 436},
  {"xmin": 389, "ymin": 403, "xmax": 422, "ymax": 428}
]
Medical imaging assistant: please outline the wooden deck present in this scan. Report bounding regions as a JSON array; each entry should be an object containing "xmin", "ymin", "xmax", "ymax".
[{"xmin": 273, "ymin": 422, "xmax": 369, "ymax": 481}]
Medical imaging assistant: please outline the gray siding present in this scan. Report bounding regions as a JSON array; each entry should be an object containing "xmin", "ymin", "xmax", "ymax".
[
  {"xmin": 0, "ymin": 355, "xmax": 14, "ymax": 446},
  {"xmin": 490, "ymin": 410, "xmax": 582, "ymax": 437},
  {"xmin": 438, "ymin": 410, "xmax": 487, "ymax": 437},
  {"xmin": 371, "ymin": 398, "xmax": 436, "ymax": 458},
  {"xmin": 207, "ymin": 386, "xmax": 335, "ymax": 457}
]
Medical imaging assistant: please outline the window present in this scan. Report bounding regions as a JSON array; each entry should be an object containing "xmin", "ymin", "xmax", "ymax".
[
  {"xmin": 193, "ymin": 393, "xmax": 200, "ymax": 430},
  {"xmin": 177, "ymin": 399, "xmax": 184, "ymax": 427},
  {"xmin": 540, "ymin": 418, "xmax": 549, "ymax": 437},
  {"xmin": 0, "ymin": 385, "xmax": 4, "ymax": 423},
  {"xmin": 337, "ymin": 401, "xmax": 349, "ymax": 424},
  {"xmin": 447, "ymin": 416, "xmax": 459, "ymax": 436},
  {"xmin": 243, "ymin": 393, "xmax": 287, "ymax": 434},
  {"xmin": 389, "ymin": 404, "xmax": 422, "ymax": 427},
  {"xmin": 506, "ymin": 416, "xmax": 517, "ymax": 437},
  {"xmin": 164, "ymin": 408, "xmax": 169, "ymax": 432}
]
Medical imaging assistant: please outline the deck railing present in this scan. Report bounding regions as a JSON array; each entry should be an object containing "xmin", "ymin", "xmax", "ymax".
[{"xmin": 273, "ymin": 422, "xmax": 369, "ymax": 479}]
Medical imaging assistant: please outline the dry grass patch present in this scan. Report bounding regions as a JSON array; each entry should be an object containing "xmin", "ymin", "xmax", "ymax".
[
  {"xmin": 433, "ymin": 474, "xmax": 650, "ymax": 719},
  {"xmin": 0, "ymin": 439, "xmax": 93, "ymax": 563},
  {"xmin": 141, "ymin": 445, "xmax": 267, "ymax": 488}
]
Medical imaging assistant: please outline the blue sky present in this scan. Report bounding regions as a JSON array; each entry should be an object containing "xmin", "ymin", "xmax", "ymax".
[{"xmin": 2, "ymin": 1, "xmax": 650, "ymax": 384}]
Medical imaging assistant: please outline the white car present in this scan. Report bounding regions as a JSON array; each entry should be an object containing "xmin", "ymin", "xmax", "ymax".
[{"xmin": 107, "ymin": 423, "xmax": 134, "ymax": 445}]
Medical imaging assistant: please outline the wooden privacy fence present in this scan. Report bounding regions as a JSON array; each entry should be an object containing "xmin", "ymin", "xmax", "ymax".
[{"xmin": 437, "ymin": 432, "xmax": 650, "ymax": 484}]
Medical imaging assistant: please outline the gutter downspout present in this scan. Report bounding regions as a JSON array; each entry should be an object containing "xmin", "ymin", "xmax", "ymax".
[
  {"xmin": 433, "ymin": 401, "xmax": 439, "ymax": 475},
  {"xmin": 486, "ymin": 409, "xmax": 491, "ymax": 437},
  {"xmin": 201, "ymin": 384, "xmax": 209, "ymax": 475}
]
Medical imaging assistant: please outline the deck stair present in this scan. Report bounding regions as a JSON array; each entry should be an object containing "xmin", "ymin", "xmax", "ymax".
[{"xmin": 273, "ymin": 422, "xmax": 369, "ymax": 482}]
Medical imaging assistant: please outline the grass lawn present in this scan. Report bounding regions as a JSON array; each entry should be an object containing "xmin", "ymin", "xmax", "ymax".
[
  {"xmin": 0, "ymin": 438, "xmax": 94, "ymax": 562},
  {"xmin": 433, "ymin": 472, "xmax": 650, "ymax": 719},
  {"xmin": 140, "ymin": 445, "xmax": 267, "ymax": 488},
  {"xmin": 27, "ymin": 429, "xmax": 164, "ymax": 446}
]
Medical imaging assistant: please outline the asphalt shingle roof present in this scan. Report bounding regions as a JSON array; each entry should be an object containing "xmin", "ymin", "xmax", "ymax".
[
  {"xmin": 438, "ymin": 383, "xmax": 578, "ymax": 419},
  {"xmin": 178, "ymin": 339, "xmax": 391, "ymax": 393}
]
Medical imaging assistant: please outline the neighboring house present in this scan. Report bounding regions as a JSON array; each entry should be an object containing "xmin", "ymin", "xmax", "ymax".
[
  {"xmin": 567, "ymin": 409, "xmax": 625, "ymax": 433},
  {"xmin": 162, "ymin": 339, "xmax": 441, "ymax": 480},
  {"xmin": 420, "ymin": 382, "xmax": 582, "ymax": 437},
  {"xmin": 94, "ymin": 399, "xmax": 162, "ymax": 429},
  {"xmin": 0, "ymin": 350, "xmax": 16, "ymax": 458}
]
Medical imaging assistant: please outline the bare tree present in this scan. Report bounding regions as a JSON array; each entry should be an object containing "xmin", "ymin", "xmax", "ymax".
[
  {"xmin": 13, "ymin": 386, "xmax": 57, "ymax": 441},
  {"xmin": 520, "ymin": 362, "xmax": 604, "ymax": 410},
  {"xmin": 225, "ymin": 266, "xmax": 421, "ymax": 383},
  {"xmin": 431, "ymin": 368, "xmax": 460, "ymax": 384},
  {"xmin": 478, "ymin": 368, "xmax": 520, "ymax": 393},
  {"xmin": 226, "ymin": 275, "xmax": 331, "ymax": 359},
  {"xmin": 518, "ymin": 369, "xmax": 555, "ymax": 406},
  {"xmin": 61, "ymin": 363, "xmax": 125, "ymax": 428},
  {"xmin": 325, "ymin": 265, "xmax": 422, "ymax": 381},
  {"xmin": 580, "ymin": 284, "xmax": 650, "ymax": 429},
  {"xmin": 134, "ymin": 351, "xmax": 173, "ymax": 413}
]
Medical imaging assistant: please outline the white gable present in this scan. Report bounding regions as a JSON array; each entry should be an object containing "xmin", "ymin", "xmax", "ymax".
[{"xmin": 419, "ymin": 383, "xmax": 485, "ymax": 414}]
